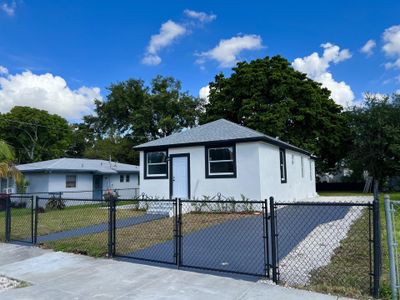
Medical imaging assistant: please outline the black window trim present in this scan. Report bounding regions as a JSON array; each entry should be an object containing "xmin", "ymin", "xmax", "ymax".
[
  {"xmin": 280, "ymin": 148, "xmax": 287, "ymax": 184},
  {"xmin": 144, "ymin": 149, "xmax": 169, "ymax": 179},
  {"xmin": 205, "ymin": 144, "xmax": 237, "ymax": 179}
]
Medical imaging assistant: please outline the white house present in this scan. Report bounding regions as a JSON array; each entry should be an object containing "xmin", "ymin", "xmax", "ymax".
[
  {"xmin": 135, "ymin": 119, "xmax": 316, "ymax": 202},
  {"xmin": 14, "ymin": 158, "xmax": 140, "ymax": 199}
]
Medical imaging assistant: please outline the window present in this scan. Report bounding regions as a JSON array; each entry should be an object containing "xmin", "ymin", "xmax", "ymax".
[
  {"xmin": 66, "ymin": 175, "xmax": 77, "ymax": 188},
  {"xmin": 120, "ymin": 175, "xmax": 124, "ymax": 182},
  {"xmin": 279, "ymin": 148, "xmax": 287, "ymax": 183},
  {"xmin": 145, "ymin": 151, "xmax": 168, "ymax": 178},
  {"xmin": 126, "ymin": 175, "xmax": 130, "ymax": 182},
  {"xmin": 301, "ymin": 156, "xmax": 304, "ymax": 178},
  {"xmin": 206, "ymin": 145, "xmax": 236, "ymax": 178}
]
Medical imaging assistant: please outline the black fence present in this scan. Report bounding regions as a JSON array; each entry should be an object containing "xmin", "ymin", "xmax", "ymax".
[{"xmin": 0, "ymin": 194, "xmax": 382, "ymax": 298}]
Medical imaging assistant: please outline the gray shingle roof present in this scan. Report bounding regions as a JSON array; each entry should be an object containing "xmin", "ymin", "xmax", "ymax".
[
  {"xmin": 135, "ymin": 119, "xmax": 311, "ymax": 155},
  {"xmin": 17, "ymin": 158, "xmax": 139, "ymax": 174}
]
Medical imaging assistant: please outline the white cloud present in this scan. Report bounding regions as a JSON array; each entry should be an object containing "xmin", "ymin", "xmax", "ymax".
[
  {"xmin": 1, "ymin": 0, "xmax": 16, "ymax": 16},
  {"xmin": 142, "ymin": 20, "xmax": 186, "ymax": 66},
  {"xmin": 197, "ymin": 34, "xmax": 263, "ymax": 68},
  {"xmin": 292, "ymin": 43, "xmax": 354, "ymax": 107},
  {"xmin": 382, "ymin": 25, "xmax": 400, "ymax": 69},
  {"xmin": 199, "ymin": 85, "xmax": 210, "ymax": 101},
  {"xmin": 0, "ymin": 70, "xmax": 101, "ymax": 120},
  {"xmin": 360, "ymin": 39, "xmax": 376, "ymax": 56},
  {"xmin": 184, "ymin": 9, "xmax": 216, "ymax": 23},
  {"xmin": 0, "ymin": 66, "xmax": 8, "ymax": 74}
]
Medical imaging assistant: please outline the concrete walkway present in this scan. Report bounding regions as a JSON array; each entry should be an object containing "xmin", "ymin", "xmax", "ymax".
[{"xmin": 0, "ymin": 243, "xmax": 349, "ymax": 300}]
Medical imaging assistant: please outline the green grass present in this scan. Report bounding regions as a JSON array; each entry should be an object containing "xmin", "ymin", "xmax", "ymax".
[
  {"xmin": 0, "ymin": 202, "xmax": 145, "ymax": 242},
  {"xmin": 314, "ymin": 190, "xmax": 400, "ymax": 299}
]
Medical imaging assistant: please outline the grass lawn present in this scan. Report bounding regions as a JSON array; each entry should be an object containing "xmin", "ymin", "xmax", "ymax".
[
  {"xmin": 43, "ymin": 212, "xmax": 254, "ymax": 258},
  {"xmin": 315, "ymin": 190, "xmax": 400, "ymax": 299},
  {"xmin": 0, "ymin": 202, "xmax": 145, "ymax": 242}
]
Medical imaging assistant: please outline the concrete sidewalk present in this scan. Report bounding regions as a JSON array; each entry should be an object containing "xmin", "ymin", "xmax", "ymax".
[{"xmin": 0, "ymin": 243, "xmax": 347, "ymax": 300}]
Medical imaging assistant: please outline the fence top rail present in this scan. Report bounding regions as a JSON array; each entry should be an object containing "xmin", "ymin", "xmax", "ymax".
[
  {"xmin": 9, "ymin": 195, "xmax": 34, "ymax": 199},
  {"xmin": 180, "ymin": 199, "xmax": 265, "ymax": 204},
  {"xmin": 117, "ymin": 198, "xmax": 176, "ymax": 202},
  {"xmin": 390, "ymin": 200, "xmax": 400, "ymax": 205},
  {"xmin": 274, "ymin": 201, "xmax": 373, "ymax": 207},
  {"xmin": 37, "ymin": 197, "xmax": 106, "ymax": 202}
]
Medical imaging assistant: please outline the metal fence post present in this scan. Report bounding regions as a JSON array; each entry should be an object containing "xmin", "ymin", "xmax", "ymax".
[
  {"xmin": 5, "ymin": 194, "xmax": 10, "ymax": 242},
  {"xmin": 34, "ymin": 196, "xmax": 38, "ymax": 244},
  {"xmin": 108, "ymin": 197, "xmax": 115, "ymax": 258},
  {"xmin": 177, "ymin": 198, "xmax": 182, "ymax": 268},
  {"xmin": 373, "ymin": 194, "xmax": 382, "ymax": 298},
  {"xmin": 263, "ymin": 199, "xmax": 270, "ymax": 278},
  {"xmin": 384, "ymin": 195, "xmax": 397, "ymax": 300},
  {"xmin": 269, "ymin": 196, "xmax": 278, "ymax": 283}
]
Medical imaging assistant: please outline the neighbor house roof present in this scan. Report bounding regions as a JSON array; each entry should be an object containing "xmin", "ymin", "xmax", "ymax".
[
  {"xmin": 17, "ymin": 158, "xmax": 140, "ymax": 174},
  {"xmin": 134, "ymin": 119, "xmax": 312, "ymax": 156}
]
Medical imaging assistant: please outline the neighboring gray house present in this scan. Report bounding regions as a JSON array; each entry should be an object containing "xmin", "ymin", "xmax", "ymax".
[
  {"xmin": 14, "ymin": 158, "xmax": 140, "ymax": 199},
  {"xmin": 135, "ymin": 119, "xmax": 316, "ymax": 202}
]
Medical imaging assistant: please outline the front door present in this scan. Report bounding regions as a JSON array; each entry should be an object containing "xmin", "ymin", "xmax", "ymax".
[
  {"xmin": 170, "ymin": 154, "xmax": 190, "ymax": 199},
  {"xmin": 93, "ymin": 175, "xmax": 103, "ymax": 200}
]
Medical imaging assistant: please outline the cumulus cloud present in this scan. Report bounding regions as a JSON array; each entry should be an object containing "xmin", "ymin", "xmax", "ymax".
[
  {"xmin": 292, "ymin": 43, "xmax": 354, "ymax": 107},
  {"xmin": 360, "ymin": 39, "xmax": 376, "ymax": 56},
  {"xmin": 197, "ymin": 34, "xmax": 263, "ymax": 68},
  {"xmin": 382, "ymin": 25, "xmax": 400, "ymax": 69},
  {"xmin": 0, "ymin": 69, "xmax": 101, "ymax": 120},
  {"xmin": 0, "ymin": 66, "xmax": 8, "ymax": 74},
  {"xmin": 184, "ymin": 9, "xmax": 216, "ymax": 23},
  {"xmin": 142, "ymin": 20, "xmax": 186, "ymax": 66},
  {"xmin": 199, "ymin": 85, "xmax": 210, "ymax": 101},
  {"xmin": 1, "ymin": 0, "xmax": 16, "ymax": 16}
]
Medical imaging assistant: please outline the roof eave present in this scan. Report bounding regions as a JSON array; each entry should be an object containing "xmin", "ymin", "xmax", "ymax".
[{"xmin": 135, "ymin": 136, "xmax": 312, "ymax": 156}]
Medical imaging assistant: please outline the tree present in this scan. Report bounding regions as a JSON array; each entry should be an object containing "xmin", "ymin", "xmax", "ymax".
[
  {"xmin": 347, "ymin": 93, "xmax": 400, "ymax": 193},
  {"xmin": 0, "ymin": 140, "xmax": 22, "ymax": 183},
  {"xmin": 0, "ymin": 106, "xmax": 72, "ymax": 163},
  {"xmin": 201, "ymin": 56, "xmax": 350, "ymax": 172},
  {"xmin": 85, "ymin": 75, "xmax": 202, "ymax": 161}
]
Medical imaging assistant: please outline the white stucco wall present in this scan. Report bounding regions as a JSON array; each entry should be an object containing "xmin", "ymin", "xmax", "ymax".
[
  {"xmin": 140, "ymin": 141, "xmax": 316, "ymax": 201},
  {"xmin": 140, "ymin": 142, "xmax": 262, "ymax": 200},
  {"xmin": 258, "ymin": 143, "xmax": 316, "ymax": 202},
  {"xmin": 24, "ymin": 173, "xmax": 49, "ymax": 194}
]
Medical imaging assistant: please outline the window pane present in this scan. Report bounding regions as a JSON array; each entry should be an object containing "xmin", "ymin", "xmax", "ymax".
[
  {"xmin": 126, "ymin": 175, "xmax": 130, "ymax": 182},
  {"xmin": 210, "ymin": 161, "xmax": 234, "ymax": 174},
  {"xmin": 147, "ymin": 152, "xmax": 167, "ymax": 163},
  {"xmin": 148, "ymin": 164, "xmax": 167, "ymax": 175},
  {"xmin": 120, "ymin": 175, "xmax": 124, "ymax": 182},
  {"xmin": 66, "ymin": 175, "xmax": 76, "ymax": 188},
  {"xmin": 209, "ymin": 147, "xmax": 233, "ymax": 161}
]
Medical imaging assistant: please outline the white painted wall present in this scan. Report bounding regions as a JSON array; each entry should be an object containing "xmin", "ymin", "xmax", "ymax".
[
  {"xmin": 140, "ymin": 141, "xmax": 316, "ymax": 201},
  {"xmin": 24, "ymin": 173, "xmax": 50, "ymax": 194}
]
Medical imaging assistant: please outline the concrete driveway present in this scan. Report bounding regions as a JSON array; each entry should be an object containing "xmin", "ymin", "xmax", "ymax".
[{"xmin": 0, "ymin": 243, "xmax": 345, "ymax": 299}]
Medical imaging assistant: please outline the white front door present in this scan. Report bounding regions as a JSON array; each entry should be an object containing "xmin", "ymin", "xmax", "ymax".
[{"xmin": 171, "ymin": 155, "xmax": 189, "ymax": 199}]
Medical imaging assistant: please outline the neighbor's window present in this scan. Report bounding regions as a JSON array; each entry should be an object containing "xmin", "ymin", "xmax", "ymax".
[
  {"xmin": 301, "ymin": 156, "xmax": 304, "ymax": 178},
  {"xmin": 146, "ymin": 151, "xmax": 168, "ymax": 177},
  {"xmin": 206, "ymin": 146, "xmax": 236, "ymax": 177},
  {"xmin": 66, "ymin": 175, "xmax": 77, "ymax": 188},
  {"xmin": 126, "ymin": 175, "xmax": 130, "ymax": 182},
  {"xmin": 279, "ymin": 148, "xmax": 287, "ymax": 183},
  {"xmin": 120, "ymin": 175, "xmax": 124, "ymax": 182}
]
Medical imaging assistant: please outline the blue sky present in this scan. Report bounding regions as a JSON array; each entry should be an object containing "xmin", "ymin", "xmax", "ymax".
[{"xmin": 0, "ymin": 0, "xmax": 400, "ymax": 121}]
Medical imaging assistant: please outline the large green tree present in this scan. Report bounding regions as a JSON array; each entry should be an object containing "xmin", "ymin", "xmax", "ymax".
[
  {"xmin": 0, "ymin": 106, "xmax": 72, "ymax": 163},
  {"xmin": 346, "ymin": 93, "xmax": 400, "ymax": 192},
  {"xmin": 201, "ymin": 56, "xmax": 350, "ymax": 171},
  {"xmin": 0, "ymin": 140, "xmax": 21, "ymax": 182},
  {"xmin": 84, "ymin": 75, "xmax": 202, "ymax": 164}
]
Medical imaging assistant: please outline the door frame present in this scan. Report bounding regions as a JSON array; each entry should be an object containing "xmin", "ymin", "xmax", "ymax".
[
  {"xmin": 92, "ymin": 175, "xmax": 103, "ymax": 200},
  {"xmin": 169, "ymin": 153, "xmax": 190, "ymax": 199}
]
